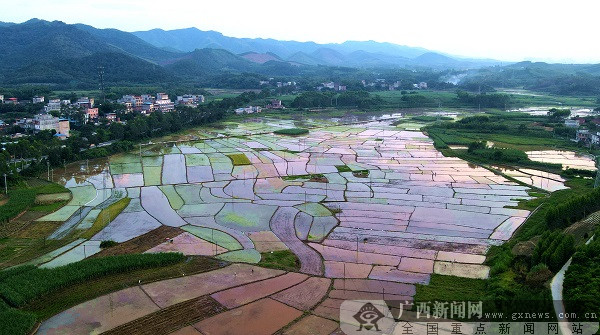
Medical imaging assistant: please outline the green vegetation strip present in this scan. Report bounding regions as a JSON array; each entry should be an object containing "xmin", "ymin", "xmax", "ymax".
[
  {"xmin": 564, "ymin": 226, "xmax": 600, "ymax": 324},
  {"xmin": 257, "ymin": 250, "xmax": 300, "ymax": 272},
  {"xmin": 227, "ymin": 153, "xmax": 251, "ymax": 166},
  {"xmin": 282, "ymin": 173, "xmax": 326, "ymax": 181},
  {"xmin": 182, "ymin": 226, "xmax": 242, "ymax": 250},
  {"xmin": 0, "ymin": 189, "xmax": 36, "ymax": 223},
  {"xmin": 81, "ymin": 197, "xmax": 130, "ymax": 239},
  {"xmin": 0, "ymin": 306, "xmax": 37, "ymax": 335},
  {"xmin": 415, "ymin": 274, "xmax": 486, "ymax": 303},
  {"xmin": 545, "ymin": 187, "xmax": 600, "ymax": 230},
  {"xmin": 25, "ymin": 256, "xmax": 222, "ymax": 321},
  {"xmin": 34, "ymin": 183, "xmax": 69, "ymax": 195},
  {"xmin": 273, "ymin": 128, "xmax": 309, "ymax": 136},
  {"xmin": 0, "ymin": 254, "xmax": 223, "ymax": 335},
  {"xmin": 0, "ymin": 253, "xmax": 185, "ymax": 307}
]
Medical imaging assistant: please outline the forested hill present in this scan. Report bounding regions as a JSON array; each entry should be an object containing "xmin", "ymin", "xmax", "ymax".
[{"xmin": 1, "ymin": 19, "xmax": 600, "ymax": 96}]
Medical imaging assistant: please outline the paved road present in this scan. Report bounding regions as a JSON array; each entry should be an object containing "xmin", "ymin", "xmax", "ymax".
[{"xmin": 551, "ymin": 235, "xmax": 594, "ymax": 335}]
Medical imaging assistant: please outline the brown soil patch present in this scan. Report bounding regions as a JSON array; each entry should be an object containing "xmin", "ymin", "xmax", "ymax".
[
  {"xmin": 195, "ymin": 298, "xmax": 302, "ymax": 335},
  {"xmin": 102, "ymin": 295, "xmax": 226, "ymax": 335},
  {"xmin": 565, "ymin": 210, "xmax": 600, "ymax": 243},
  {"xmin": 11, "ymin": 217, "xmax": 61, "ymax": 238},
  {"xmin": 93, "ymin": 226, "xmax": 184, "ymax": 257},
  {"xmin": 35, "ymin": 193, "xmax": 71, "ymax": 204},
  {"xmin": 0, "ymin": 211, "xmax": 46, "ymax": 238},
  {"xmin": 309, "ymin": 176, "xmax": 328, "ymax": 183},
  {"xmin": 512, "ymin": 238, "xmax": 539, "ymax": 257}
]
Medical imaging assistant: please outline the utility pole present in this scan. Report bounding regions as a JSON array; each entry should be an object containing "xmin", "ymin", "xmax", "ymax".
[
  {"xmin": 595, "ymin": 156, "xmax": 600, "ymax": 188},
  {"xmin": 3, "ymin": 174, "xmax": 7, "ymax": 194}
]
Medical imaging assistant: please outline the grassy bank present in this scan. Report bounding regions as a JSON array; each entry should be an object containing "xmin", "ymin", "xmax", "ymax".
[{"xmin": 81, "ymin": 197, "xmax": 130, "ymax": 239}]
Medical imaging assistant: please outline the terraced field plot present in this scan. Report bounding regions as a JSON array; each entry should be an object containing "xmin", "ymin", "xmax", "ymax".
[{"xmin": 36, "ymin": 118, "xmax": 536, "ymax": 330}]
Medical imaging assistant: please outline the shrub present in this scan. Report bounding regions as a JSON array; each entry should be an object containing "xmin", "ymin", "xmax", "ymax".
[
  {"xmin": 273, "ymin": 128, "xmax": 309, "ymax": 136},
  {"xmin": 525, "ymin": 263, "xmax": 553, "ymax": 285},
  {"xmin": 99, "ymin": 240, "xmax": 118, "ymax": 248}
]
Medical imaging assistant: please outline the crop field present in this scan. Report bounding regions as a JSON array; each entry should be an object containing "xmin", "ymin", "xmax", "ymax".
[
  {"xmin": 9, "ymin": 106, "xmax": 598, "ymax": 335},
  {"xmin": 16, "ymin": 115, "xmax": 553, "ymax": 334}
]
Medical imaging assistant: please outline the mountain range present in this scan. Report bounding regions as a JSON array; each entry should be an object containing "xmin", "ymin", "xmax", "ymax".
[{"xmin": 0, "ymin": 18, "xmax": 599, "ymax": 92}]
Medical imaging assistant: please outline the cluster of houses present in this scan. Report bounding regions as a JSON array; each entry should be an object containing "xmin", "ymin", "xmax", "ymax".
[
  {"xmin": 15, "ymin": 114, "xmax": 70, "ymax": 139},
  {"xmin": 565, "ymin": 117, "xmax": 600, "ymax": 146},
  {"xmin": 117, "ymin": 93, "xmax": 204, "ymax": 114},
  {"xmin": 258, "ymin": 78, "xmax": 297, "ymax": 88},
  {"xmin": 2, "ymin": 92, "xmax": 288, "ymax": 137},
  {"xmin": 318, "ymin": 82, "xmax": 347, "ymax": 91},
  {"xmin": 362, "ymin": 79, "xmax": 428, "ymax": 90},
  {"xmin": 235, "ymin": 99, "xmax": 284, "ymax": 114}
]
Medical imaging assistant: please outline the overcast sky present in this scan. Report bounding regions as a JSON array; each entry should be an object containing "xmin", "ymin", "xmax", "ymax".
[{"xmin": 2, "ymin": 0, "xmax": 599, "ymax": 63}]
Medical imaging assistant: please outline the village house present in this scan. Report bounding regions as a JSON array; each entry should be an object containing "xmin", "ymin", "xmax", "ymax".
[
  {"xmin": 154, "ymin": 93, "xmax": 175, "ymax": 112},
  {"xmin": 32, "ymin": 96, "xmax": 45, "ymax": 104},
  {"xmin": 266, "ymin": 99, "xmax": 284, "ymax": 109},
  {"xmin": 176, "ymin": 94, "xmax": 205, "ymax": 107},
  {"xmin": 564, "ymin": 119, "xmax": 580, "ymax": 128},
  {"xmin": 234, "ymin": 106, "xmax": 262, "ymax": 114},
  {"xmin": 105, "ymin": 113, "xmax": 118, "ymax": 123},
  {"xmin": 85, "ymin": 108, "xmax": 99, "ymax": 123},
  {"xmin": 44, "ymin": 99, "xmax": 62, "ymax": 113},
  {"xmin": 76, "ymin": 97, "xmax": 94, "ymax": 109},
  {"xmin": 20, "ymin": 114, "xmax": 70, "ymax": 138},
  {"xmin": 575, "ymin": 129, "xmax": 600, "ymax": 145}
]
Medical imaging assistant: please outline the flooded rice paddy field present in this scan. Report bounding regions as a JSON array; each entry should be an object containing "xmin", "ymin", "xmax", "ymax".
[
  {"xmin": 35, "ymin": 117, "xmax": 575, "ymax": 333},
  {"xmin": 39, "ymin": 118, "xmax": 535, "ymax": 277},
  {"xmin": 526, "ymin": 150, "xmax": 597, "ymax": 171}
]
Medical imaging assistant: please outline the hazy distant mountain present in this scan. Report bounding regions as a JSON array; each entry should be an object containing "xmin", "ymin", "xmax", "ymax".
[
  {"xmin": 287, "ymin": 52, "xmax": 323, "ymax": 66},
  {"xmin": 166, "ymin": 48, "xmax": 255, "ymax": 74},
  {"xmin": 240, "ymin": 52, "xmax": 282, "ymax": 64},
  {"xmin": 4, "ymin": 18, "xmax": 598, "ymax": 93},
  {"xmin": 74, "ymin": 24, "xmax": 180, "ymax": 63},
  {"xmin": 132, "ymin": 27, "xmax": 501, "ymax": 69}
]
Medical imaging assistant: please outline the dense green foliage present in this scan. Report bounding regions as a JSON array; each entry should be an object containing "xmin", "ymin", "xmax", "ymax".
[
  {"xmin": 532, "ymin": 231, "xmax": 575, "ymax": 272},
  {"xmin": 464, "ymin": 61, "xmax": 600, "ymax": 96},
  {"xmin": 99, "ymin": 240, "xmax": 118, "ymax": 249},
  {"xmin": 0, "ymin": 307, "xmax": 37, "ymax": 335},
  {"xmin": 564, "ymin": 227, "xmax": 600, "ymax": 323},
  {"xmin": 545, "ymin": 187, "xmax": 600, "ymax": 229},
  {"xmin": 258, "ymin": 250, "xmax": 300, "ymax": 271},
  {"xmin": 415, "ymin": 274, "xmax": 487, "ymax": 302},
  {"xmin": 0, "ymin": 189, "xmax": 36, "ymax": 223},
  {"xmin": 273, "ymin": 128, "xmax": 309, "ymax": 136},
  {"xmin": 0, "ymin": 253, "xmax": 184, "ymax": 307},
  {"xmin": 290, "ymin": 91, "xmax": 383, "ymax": 109},
  {"xmin": 467, "ymin": 142, "xmax": 531, "ymax": 164},
  {"xmin": 456, "ymin": 90, "xmax": 511, "ymax": 108}
]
